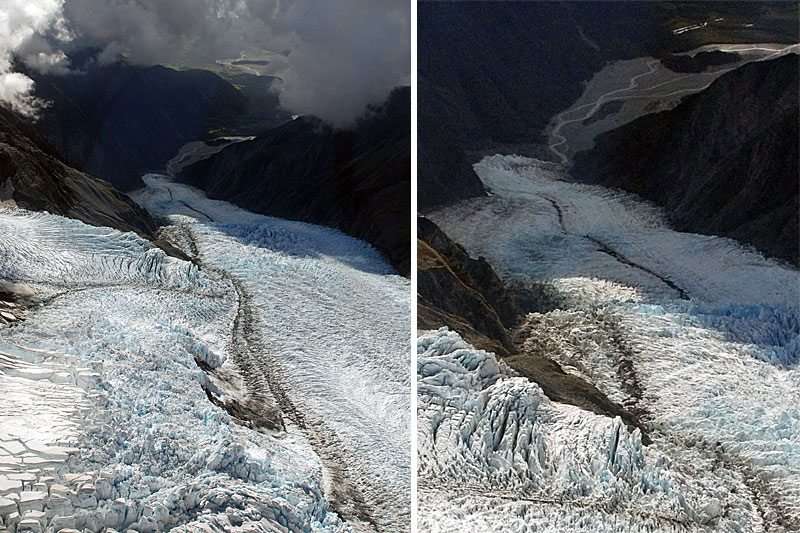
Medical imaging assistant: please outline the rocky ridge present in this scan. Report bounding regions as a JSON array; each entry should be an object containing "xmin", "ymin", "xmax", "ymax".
[
  {"xmin": 417, "ymin": 215, "xmax": 522, "ymax": 356},
  {"xmin": 574, "ymin": 54, "xmax": 799, "ymax": 266}
]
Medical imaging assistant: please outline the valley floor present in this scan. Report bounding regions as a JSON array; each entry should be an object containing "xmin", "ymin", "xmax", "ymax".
[
  {"xmin": 0, "ymin": 175, "xmax": 410, "ymax": 532},
  {"xmin": 421, "ymin": 155, "xmax": 799, "ymax": 532},
  {"xmin": 547, "ymin": 42, "xmax": 799, "ymax": 164}
]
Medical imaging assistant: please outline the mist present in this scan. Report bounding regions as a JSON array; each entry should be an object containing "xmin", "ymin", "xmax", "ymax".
[{"xmin": 0, "ymin": 0, "xmax": 410, "ymax": 125}]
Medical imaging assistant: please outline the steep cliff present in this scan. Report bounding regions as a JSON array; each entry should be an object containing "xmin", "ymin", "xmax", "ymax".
[
  {"xmin": 417, "ymin": 215, "xmax": 523, "ymax": 355},
  {"xmin": 574, "ymin": 55, "xmax": 799, "ymax": 266},
  {"xmin": 179, "ymin": 88, "xmax": 410, "ymax": 275}
]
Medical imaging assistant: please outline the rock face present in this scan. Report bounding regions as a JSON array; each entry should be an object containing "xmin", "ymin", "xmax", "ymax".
[
  {"xmin": 0, "ymin": 106, "xmax": 157, "ymax": 239},
  {"xmin": 417, "ymin": 216, "xmax": 522, "ymax": 355},
  {"xmin": 574, "ymin": 55, "xmax": 799, "ymax": 266},
  {"xmin": 30, "ymin": 63, "xmax": 248, "ymax": 191},
  {"xmin": 179, "ymin": 87, "xmax": 411, "ymax": 275}
]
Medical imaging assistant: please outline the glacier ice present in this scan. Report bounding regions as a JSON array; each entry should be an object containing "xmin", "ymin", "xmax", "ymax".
[
  {"xmin": 0, "ymin": 173, "xmax": 409, "ymax": 532},
  {"xmin": 418, "ymin": 329, "xmax": 766, "ymax": 532},
  {"xmin": 421, "ymin": 155, "xmax": 800, "ymax": 531}
]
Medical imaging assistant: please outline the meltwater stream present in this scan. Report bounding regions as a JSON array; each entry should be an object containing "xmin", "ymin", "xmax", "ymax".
[
  {"xmin": 420, "ymin": 155, "xmax": 800, "ymax": 532},
  {"xmin": 0, "ymin": 173, "xmax": 409, "ymax": 532}
]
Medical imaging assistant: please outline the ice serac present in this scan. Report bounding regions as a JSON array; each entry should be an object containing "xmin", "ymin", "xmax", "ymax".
[
  {"xmin": 423, "ymin": 154, "xmax": 800, "ymax": 531},
  {"xmin": 573, "ymin": 54, "xmax": 800, "ymax": 265},
  {"xmin": 418, "ymin": 329, "xmax": 767, "ymax": 533},
  {"xmin": 0, "ymin": 106, "xmax": 157, "ymax": 240},
  {"xmin": 1, "ymin": 169, "xmax": 409, "ymax": 532},
  {"xmin": 178, "ymin": 87, "xmax": 411, "ymax": 276}
]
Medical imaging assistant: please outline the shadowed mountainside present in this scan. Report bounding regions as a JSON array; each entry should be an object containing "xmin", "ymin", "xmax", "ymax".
[
  {"xmin": 0, "ymin": 106, "xmax": 159, "ymax": 240},
  {"xmin": 179, "ymin": 87, "xmax": 411, "ymax": 275},
  {"xmin": 28, "ymin": 62, "xmax": 286, "ymax": 192},
  {"xmin": 417, "ymin": 1, "xmax": 799, "ymax": 210},
  {"xmin": 574, "ymin": 55, "xmax": 799, "ymax": 266},
  {"xmin": 417, "ymin": 80, "xmax": 487, "ymax": 212}
]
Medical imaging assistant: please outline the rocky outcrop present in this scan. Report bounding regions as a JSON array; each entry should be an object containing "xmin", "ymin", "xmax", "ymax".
[
  {"xmin": 0, "ymin": 106, "xmax": 158, "ymax": 240},
  {"xmin": 417, "ymin": 216, "xmax": 523, "ymax": 355},
  {"xmin": 179, "ymin": 87, "xmax": 411, "ymax": 275},
  {"xmin": 574, "ymin": 55, "xmax": 799, "ymax": 266},
  {"xmin": 0, "ymin": 282, "xmax": 29, "ymax": 324},
  {"xmin": 29, "ymin": 63, "xmax": 249, "ymax": 191}
]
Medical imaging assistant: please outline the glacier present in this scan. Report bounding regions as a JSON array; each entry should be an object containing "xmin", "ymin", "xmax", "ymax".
[
  {"xmin": 421, "ymin": 155, "xmax": 800, "ymax": 532},
  {"xmin": 0, "ymin": 173, "xmax": 409, "ymax": 532}
]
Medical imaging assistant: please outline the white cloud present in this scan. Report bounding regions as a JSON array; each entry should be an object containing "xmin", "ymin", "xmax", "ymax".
[
  {"xmin": 0, "ymin": 0, "xmax": 66, "ymax": 115},
  {"xmin": 0, "ymin": 0, "xmax": 409, "ymax": 125},
  {"xmin": 0, "ymin": 72, "xmax": 38, "ymax": 115}
]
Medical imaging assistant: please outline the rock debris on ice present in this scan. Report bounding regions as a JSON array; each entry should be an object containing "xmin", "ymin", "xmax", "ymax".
[
  {"xmin": 420, "ymin": 155, "xmax": 800, "ymax": 532},
  {"xmin": 1, "ymin": 173, "xmax": 409, "ymax": 532}
]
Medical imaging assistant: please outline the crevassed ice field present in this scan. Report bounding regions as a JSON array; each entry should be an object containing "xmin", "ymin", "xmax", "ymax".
[
  {"xmin": 0, "ymin": 174, "xmax": 410, "ymax": 532},
  {"xmin": 420, "ymin": 154, "xmax": 799, "ymax": 532}
]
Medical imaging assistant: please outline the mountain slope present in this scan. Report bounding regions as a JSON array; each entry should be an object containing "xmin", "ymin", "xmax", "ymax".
[
  {"xmin": 417, "ymin": 1, "xmax": 799, "ymax": 208},
  {"xmin": 417, "ymin": 215, "xmax": 522, "ymax": 355},
  {"xmin": 574, "ymin": 54, "xmax": 799, "ymax": 266},
  {"xmin": 417, "ymin": 80, "xmax": 486, "ymax": 211},
  {"xmin": 29, "ymin": 63, "xmax": 249, "ymax": 191},
  {"xmin": 0, "ymin": 106, "xmax": 157, "ymax": 239},
  {"xmin": 179, "ymin": 87, "xmax": 411, "ymax": 275}
]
